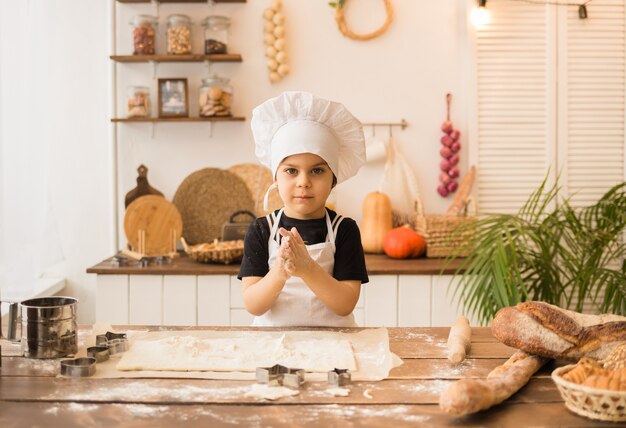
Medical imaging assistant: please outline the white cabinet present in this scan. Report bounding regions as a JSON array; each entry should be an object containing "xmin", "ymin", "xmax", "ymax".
[
  {"xmin": 129, "ymin": 275, "xmax": 163, "ymax": 325},
  {"xmin": 163, "ymin": 275, "xmax": 196, "ymax": 326},
  {"xmin": 197, "ymin": 275, "xmax": 230, "ymax": 326},
  {"xmin": 363, "ymin": 275, "xmax": 397, "ymax": 327},
  {"xmin": 96, "ymin": 273, "xmax": 479, "ymax": 326}
]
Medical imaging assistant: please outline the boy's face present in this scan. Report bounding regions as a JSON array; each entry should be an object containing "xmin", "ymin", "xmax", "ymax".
[{"xmin": 276, "ymin": 153, "xmax": 334, "ymax": 220}]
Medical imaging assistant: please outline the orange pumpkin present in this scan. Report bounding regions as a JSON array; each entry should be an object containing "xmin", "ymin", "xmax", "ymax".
[{"xmin": 383, "ymin": 226, "xmax": 427, "ymax": 259}]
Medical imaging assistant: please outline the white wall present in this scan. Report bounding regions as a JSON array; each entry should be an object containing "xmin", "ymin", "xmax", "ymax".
[
  {"xmin": 3, "ymin": 0, "xmax": 470, "ymax": 323},
  {"xmin": 114, "ymin": 0, "xmax": 470, "ymax": 233}
]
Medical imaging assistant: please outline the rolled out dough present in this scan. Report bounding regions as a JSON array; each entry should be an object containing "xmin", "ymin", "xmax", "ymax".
[{"xmin": 116, "ymin": 333, "xmax": 357, "ymax": 372}]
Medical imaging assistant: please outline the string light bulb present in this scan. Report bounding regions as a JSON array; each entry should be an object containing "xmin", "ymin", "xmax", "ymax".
[
  {"xmin": 578, "ymin": 4, "xmax": 588, "ymax": 19},
  {"xmin": 471, "ymin": 0, "xmax": 490, "ymax": 29}
]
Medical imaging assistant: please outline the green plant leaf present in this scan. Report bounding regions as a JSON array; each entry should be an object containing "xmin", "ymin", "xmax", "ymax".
[{"xmin": 446, "ymin": 175, "xmax": 626, "ymax": 322}]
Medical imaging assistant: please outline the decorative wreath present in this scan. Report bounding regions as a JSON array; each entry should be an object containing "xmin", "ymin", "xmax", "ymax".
[{"xmin": 330, "ymin": 0, "xmax": 394, "ymax": 41}]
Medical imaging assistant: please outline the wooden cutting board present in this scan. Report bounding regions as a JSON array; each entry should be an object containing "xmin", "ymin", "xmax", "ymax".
[
  {"xmin": 228, "ymin": 163, "xmax": 283, "ymax": 216},
  {"xmin": 173, "ymin": 168, "xmax": 255, "ymax": 245},
  {"xmin": 125, "ymin": 164, "xmax": 164, "ymax": 208},
  {"xmin": 123, "ymin": 195, "xmax": 183, "ymax": 256}
]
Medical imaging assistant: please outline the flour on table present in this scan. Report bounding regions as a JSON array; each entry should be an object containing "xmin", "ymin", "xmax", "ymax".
[
  {"xmin": 244, "ymin": 384, "xmax": 300, "ymax": 401},
  {"xmin": 325, "ymin": 387, "xmax": 350, "ymax": 397},
  {"xmin": 116, "ymin": 333, "xmax": 357, "ymax": 372}
]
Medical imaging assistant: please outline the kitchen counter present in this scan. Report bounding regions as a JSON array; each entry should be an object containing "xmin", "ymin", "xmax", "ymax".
[
  {"xmin": 86, "ymin": 253, "xmax": 465, "ymax": 275},
  {"xmin": 0, "ymin": 326, "xmax": 606, "ymax": 427}
]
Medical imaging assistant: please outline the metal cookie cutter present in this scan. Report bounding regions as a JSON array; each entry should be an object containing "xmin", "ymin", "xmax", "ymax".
[
  {"xmin": 86, "ymin": 346, "xmax": 110, "ymax": 363},
  {"xmin": 328, "ymin": 368, "xmax": 351, "ymax": 387},
  {"xmin": 95, "ymin": 331, "xmax": 128, "ymax": 355},
  {"xmin": 256, "ymin": 364, "xmax": 305, "ymax": 389},
  {"xmin": 60, "ymin": 357, "xmax": 97, "ymax": 377}
]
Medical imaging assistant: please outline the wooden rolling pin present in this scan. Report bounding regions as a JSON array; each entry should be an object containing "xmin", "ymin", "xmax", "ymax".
[{"xmin": 447, "ymin": 316, "xmax": 471, "ymax": 364}]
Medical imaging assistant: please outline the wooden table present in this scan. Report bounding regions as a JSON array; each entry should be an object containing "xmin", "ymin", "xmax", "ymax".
[{"xmin": 0, "ymin": 326, "xmax": 612, "ymax": 427}]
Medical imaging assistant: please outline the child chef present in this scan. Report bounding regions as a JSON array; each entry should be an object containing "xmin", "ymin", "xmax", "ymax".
[{"xmin": 238, "ymin": 91, "xmax": 369, "ymax": 327}]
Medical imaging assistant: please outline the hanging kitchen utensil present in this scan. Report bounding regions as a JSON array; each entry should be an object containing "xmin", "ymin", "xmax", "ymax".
[
  {"xmin": 123, "ymin": 195, "xmax": 182, "ymax": 257},
  {"xmin": 228, "ymin": 163, "xmax": 283, "ymax": 216},
  {"xmin": 173, "ymin": 168, "xmax": 254, "ymax": 245},
  {"xmin": 125, "ymin": 164, "xmax": 164, "ymax": 208},
  {"xmin": 222, "ymin": 210, "xmax": 256, "ymax": 241}
]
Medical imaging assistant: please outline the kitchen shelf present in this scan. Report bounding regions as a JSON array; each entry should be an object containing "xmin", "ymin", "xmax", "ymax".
[
  {"xmin": 111, "ymin": 117, "xmax": 246, "ymax": 123},
  {"xmin": 110, "ymin": 54, "xmax": 242, "ymax": 63},
  {"xmin": 117, "ymin": 0, "xmax": 245, "ymax": 3}
]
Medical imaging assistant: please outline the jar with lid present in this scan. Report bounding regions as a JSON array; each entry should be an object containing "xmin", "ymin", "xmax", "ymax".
[
  {"xmin": 130, "ymin": 15, "xmax": 157, "ymax": 55},
  {"xmin": 167, "ymin": 14, "xmax": 192, "ymax": 54},
  {"xmin": 201, "ymin": 15, "xmax": 230, "ymax": 54},
  {"xmin": 198, "ymin": 75, "xmax": 233, "ymax": 117},
  {"xmin": 127, "ymin": 86, "xmax": 150, "ymax": 118}
]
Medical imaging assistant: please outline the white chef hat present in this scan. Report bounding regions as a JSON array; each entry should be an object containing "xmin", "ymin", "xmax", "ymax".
[{"xmin": 251, "ymin": 92, "xmax": 366, "ymax": 209}]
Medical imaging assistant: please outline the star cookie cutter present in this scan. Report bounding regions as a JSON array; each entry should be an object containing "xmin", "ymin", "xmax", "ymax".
[
  {"xmin": 255, "ymin": 364, "xmax": 305, "ymax": 389},
  {"xmin": 328, "ymin": 368, "xmax": 351, "ymax": 386}
]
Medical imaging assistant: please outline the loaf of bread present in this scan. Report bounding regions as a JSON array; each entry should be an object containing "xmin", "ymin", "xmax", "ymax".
[
  {"xmin": 492, "ymin": 301, "xmax": 626, "ymax": 361},
  {"xmin": 439, "ymin": 350, "xmax": 547, "ymax": 416}
]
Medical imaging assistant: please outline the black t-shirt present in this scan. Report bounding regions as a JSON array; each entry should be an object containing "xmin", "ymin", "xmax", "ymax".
[{"xmin": 238, "ymin": 209, "xmax": 369, "ymax": 284}]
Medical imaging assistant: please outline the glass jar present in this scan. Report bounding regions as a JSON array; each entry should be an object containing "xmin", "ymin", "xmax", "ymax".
[
  {"xmin": 127, "ymin": 86, "xmax": 150, "ymax": 118},
  {"xmin": 198, "ymin": 75, "xmax": 233, "ymax": 117},
  {"xmin": 130, "ymin": 15, "xmax": 157, "ymax": 55},
  {"xmin": 201, "ymin": 15, "xmax": 230, "ymax": 54},
  {"xmin": 167, "ymin": 14, "xmax": 192, "ymax": 55}
]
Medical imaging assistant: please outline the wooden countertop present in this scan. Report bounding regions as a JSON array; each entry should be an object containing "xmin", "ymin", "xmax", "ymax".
[
  {"xmin": 86, "ymin": 253, "xmax": 465, "ymax": 275},
  {"xmin": 0, "ymin": 326, "xmax": 606, "ymax": 427}
]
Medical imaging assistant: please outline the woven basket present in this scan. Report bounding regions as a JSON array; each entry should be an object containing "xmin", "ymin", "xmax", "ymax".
[
  {"xmin": 414, "ymin": 196, "xmax": 477, "ymax": 258},
  {"xmin": 181, "ymin": 238, "xmax": 244, "ymax": 265},
  {"xmin": 552, "ymin": 365, "xmax": 626, "ymax": 422}
]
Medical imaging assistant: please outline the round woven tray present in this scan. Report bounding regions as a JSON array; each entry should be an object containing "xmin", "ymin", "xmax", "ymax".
[
  {"xmin": 552, "ymin": 365, "xmax": 626, "ymax": 422},
  {"xmin": 173, "ymin": 168, "xmax": 254, "ymax": 245},
  {"xmin": 228, "ymin": 163, "xmax": 283, "ymax": 216}
]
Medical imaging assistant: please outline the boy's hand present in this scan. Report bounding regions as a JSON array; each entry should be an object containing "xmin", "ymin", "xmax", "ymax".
[
  {"xmin": 278, "ymin": 227, "xmax": 314, "ymax": 277},
  {"xmin": 279, "ymin": 236, "xmax": 296, "ymax": 276}
]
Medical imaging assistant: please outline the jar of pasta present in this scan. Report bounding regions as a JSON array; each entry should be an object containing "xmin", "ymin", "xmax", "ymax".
[
  {"xmin": 198, "ymin": 75, "xmax": 233, "ymax": 117},
  {"xmin": 130, "ymin": 15, "xmax": 157, "ymax": 55},
  {"xmin": 201, "ymin": 15, "xmax": 230, "ymax": 54},
  {"xmin": 167, "ymin": 14, "xmax": 192, "ymax": 55},
  {"xmin": 127, "ymin": 86, "xmax": 150, "ymax": 118}
]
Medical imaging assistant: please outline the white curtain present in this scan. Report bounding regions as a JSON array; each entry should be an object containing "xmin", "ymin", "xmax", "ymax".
[{"xmin": 0, "ymin": 0, "xmax": 64, "ymax": 298}]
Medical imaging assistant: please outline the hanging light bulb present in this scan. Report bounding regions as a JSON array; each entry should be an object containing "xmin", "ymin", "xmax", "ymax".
[
  {"xmin": 471, "ymin": 0, "xmax": 490, "ymax": 29},
  {"xmin": 578, "ymin": 4, "xmax": 588, "ymax": 19}
]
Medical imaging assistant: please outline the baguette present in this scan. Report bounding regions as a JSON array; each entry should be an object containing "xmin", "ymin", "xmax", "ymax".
[
  {"xmin": 439, "ymin": 350, "xmax": 547, "ymax": 416},
  {"xmin": 446, "ymin": 165, "xmax": 476, "ymax": 216},
  {"xmin": 492, "ymin": 301, "xmax": 626, "ymax": 361},
  {"xmin": 447, "ymin": 316, "xmax": 471, "ymax": 364}
]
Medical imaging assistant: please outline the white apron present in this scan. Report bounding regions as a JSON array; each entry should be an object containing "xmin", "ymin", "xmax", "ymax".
[{"xmin": 252, "ymin": 208, "xmax": 358, "ymax": 327}]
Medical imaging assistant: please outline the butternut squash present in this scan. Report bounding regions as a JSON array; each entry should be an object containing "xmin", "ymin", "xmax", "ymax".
[{"xmin": 361, "ymin": 192, "xmax": 393, "ymax": 254}]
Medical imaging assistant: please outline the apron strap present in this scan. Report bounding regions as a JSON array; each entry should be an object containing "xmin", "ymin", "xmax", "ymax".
[
  {"xmin": 268, "ymin": 208, "xmax": 284, "ymax": 246},
  {"xmin": 327, "ymin": 211, "xmax": 344, "ymax": 246}
]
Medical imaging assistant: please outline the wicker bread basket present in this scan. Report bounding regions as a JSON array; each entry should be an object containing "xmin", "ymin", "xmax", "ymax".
[
  {"xmin": 181, "ymin": 237, "xmax": 244, "ymax": 265},
  {"xmin": 552, "ymin": 365, "xmax": 626, "ymax": 422},
  {"xmin": 414, "ymin": 196, "xmax": 477, "ymax": 258}
]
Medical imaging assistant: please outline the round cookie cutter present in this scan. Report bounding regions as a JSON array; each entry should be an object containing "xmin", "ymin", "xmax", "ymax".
[{"xmin": 60, "ymin": 357, "xmax": 97, "ymax": 377}]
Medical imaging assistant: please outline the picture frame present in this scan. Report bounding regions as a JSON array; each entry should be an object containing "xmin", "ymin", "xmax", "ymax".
[{"xmin": 158, "ymin": 78, "xmax": 189, "ymax": 117}]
